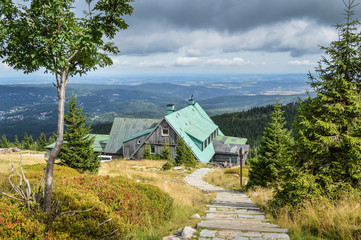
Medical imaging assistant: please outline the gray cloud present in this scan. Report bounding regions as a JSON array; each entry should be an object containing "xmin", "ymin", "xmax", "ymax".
[
  {"xmin": 73, "ymin": 0, "xmax": 357, "ymax": 59},
  {"xmin": 126, "ymin": 0, "xmax": 350, "ymax": 33}
]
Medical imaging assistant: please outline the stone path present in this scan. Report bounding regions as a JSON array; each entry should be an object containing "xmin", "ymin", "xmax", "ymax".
[{"xmin": 184, "ymin": 168, "xmax": 290, "ymax": 240}]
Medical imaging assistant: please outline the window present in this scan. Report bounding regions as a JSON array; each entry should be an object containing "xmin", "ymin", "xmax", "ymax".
[
  {"xmin": 150, "ymin": 145, "xmax": 156, "ymax": 154},
  {"xmin": 162, "ymin": 128, "xmax": 169, "ymax": 136}
]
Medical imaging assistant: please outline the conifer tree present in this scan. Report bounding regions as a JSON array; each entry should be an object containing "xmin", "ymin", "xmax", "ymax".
[
  {"xmin": 58, "ymin": 94, "xmax": 99, "ymax": 173},
  {"xmin": 175, "ymin": 137, "xmax": 197, "ymax": 167},
  {"xmin": 22, "ymin": 132, "xmax": 30, "ymax": 149},
  {"xmin": 13, "ymin": 135, "xmax": 21, "ymax": 148},
  {"xmin": 1, "ymin": 135, "xmax": 9, "ymax": 148},
  {"xmin": 175, "ymin": 137, "xmax": 187, "ymax": 166},
  {"xmin": 37, "ymin": 132, "xmax": 48, "ymax": 151},
  {"xmin": 142, "ymin": 142, "xmax": 152, "ymax": 159},
  {"xmin": 295, "ymin": 0, "xmax": 361, "ymax": 188},
  {"xmin": 161, "ymin": 140, "xmax": 172, "ymax": 161},
  {"xmin": 248, "ymin": 99, "xmax": 293, "ymax": 188}
]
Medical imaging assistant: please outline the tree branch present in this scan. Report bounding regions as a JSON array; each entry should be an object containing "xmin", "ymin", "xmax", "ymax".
[
  {"xmin": 98, "ymin": 218, "xmax": 112, "ymax": 227},
  {"xmin": 54, "ymin": 201, "xmax": 103, "ymax": 221},
  {"xmin": 1, "ymin": 192, "xmax": 25, "ymax": 202}
]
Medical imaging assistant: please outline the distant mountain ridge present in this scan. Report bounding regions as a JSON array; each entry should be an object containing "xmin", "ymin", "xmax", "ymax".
[{"xmin": 0, "ymin": 80, "xmax": 311, "ymax": 141}]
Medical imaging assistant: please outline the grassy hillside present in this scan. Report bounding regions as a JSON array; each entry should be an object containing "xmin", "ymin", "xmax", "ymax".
[{"xmin": 0, "ymin": 153, "xmax": 213, "ymax": 239}]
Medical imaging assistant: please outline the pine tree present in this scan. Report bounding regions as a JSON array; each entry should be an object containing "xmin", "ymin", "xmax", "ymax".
[
  {"xmin": 48, "ymin": 134, "xmax": 56, "ymax": 146},
  {"xmin": 161, "ymin": 140, "xmax": 172, "ymax": 161},
  {"xmin": 13, "ymin": 135, "xmax": 20, "ymax": 148},
  {"xmin": 175, "ymin": 137, "xmax": 197, "ymax": 167},
  {"xmin": 58, "ymin": 94, "xmax": 99, "ymax": 173},
  {"xmin": 248, "ymin": 99, "xmax": 293, "ymax": 188},
  {"xmin": 142, "ymin": 142, "xmax": 152, "ymax": 159},
  {"xmin": 294, "ymin": 0, "xmax": 361, "ymax": 188},
  {"xmin": 175, "ymin": 137, "xmax": 187, "ymax": 166},
  {"xmin": 1, "ymin": 135, "xmax": 9, "ymax": 148},
  {"xmin": 22, "ymin": 133, "xmax": 30, "ymax": 150},
  {"xmin": 37, "ymin": 132, "xmax": 48, "ymax": 151}
]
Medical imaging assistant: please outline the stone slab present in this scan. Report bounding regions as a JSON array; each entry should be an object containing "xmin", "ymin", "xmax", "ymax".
[{"xmin": 197, "ymin": 221, "xmax": 288, "ymax": 233}]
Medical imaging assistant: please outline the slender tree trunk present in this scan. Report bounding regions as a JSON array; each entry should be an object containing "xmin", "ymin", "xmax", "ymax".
[{"xmin": 44, "ymin": 73, "xmax": 67, "ymax": 213}]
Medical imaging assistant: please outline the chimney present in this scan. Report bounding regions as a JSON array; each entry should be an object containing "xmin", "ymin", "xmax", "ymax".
[
  {"xmin": 167, "ymin": 104, "xmax": 175, "ymax": 115},
  {"xmin": 188, "ymin": 98, "xmax": 195, "ymax": 105}
]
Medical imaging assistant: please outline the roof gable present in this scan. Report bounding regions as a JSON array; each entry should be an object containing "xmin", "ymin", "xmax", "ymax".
[
  {"xmin": 165, "ymin": 103, "xmax": 219, "ymax": 163},
  {"xmin": 104, "ymin": 118, "xmax": 160, "ymax": 154}
]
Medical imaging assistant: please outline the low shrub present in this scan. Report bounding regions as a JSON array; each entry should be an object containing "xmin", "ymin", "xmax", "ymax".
[
  {"xmin": 0, "ymin": 199, "xmax": 46, "ymax": 239},
  {"xmin": 1, "ymin": 165, "xmax": 174, "ymax": 239},
  {"xmin": 162, "ymin": 162, "xmax": 173, "ymax": 171}
]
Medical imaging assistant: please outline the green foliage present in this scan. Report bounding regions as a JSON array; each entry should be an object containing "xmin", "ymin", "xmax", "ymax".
[
  {"xmin": 248, "ymin": 99, "xmax": 293, "ymax": 188},
  {"xmin": 161, "ymin": 141, "xmax": 172, "ymax": 161},
  {"xmin": 1, "ymin": 135, "xmax": 9, "ymax": 148},
  {"xmin": 0, "ymin": 0, "xmax": 134, "ymax": 212},
  {"xmin": 212, "ymin": 102, "xmax": 297, "ymax": 148},
  {"xmin": 142, "ymin": 142, "xmax": 152, "ymax": 159},
  {"xmin": 294, "ymin": 1, "xmax": 361, "ymax": 190},
  {"xmin": 269, "ymin": 166, "xmax": 325, "ymax": 212},
  {"xmin": 175, "ymin": 137, "xmax": 197, "ymax": 167},
  {"xmin": 1, "ymin": 165, "xmax": 174, "ymax": 239},
  {"xmin": 36, "ymin": 132, "xmax": 47, "ymax": 151},
  {"xmin": 0, "ymin": 199, "xmax": 46, "ymax": 239},
  {"xmin": 59, "ymin": 94, "xmax": 99, "ymax": 173},
  {"xmin": 0, "ymin": 0, "xmax": 134, "ymax": 76},
  {"xmin": 13, "ymin": 135, "xmax": 20, "ymax": 148},
  {"xmin": 162, "ymin": 162, "xmax": 173, "ymax": 171}
]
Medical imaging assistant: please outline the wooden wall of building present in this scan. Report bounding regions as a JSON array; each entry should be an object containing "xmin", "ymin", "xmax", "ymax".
[
  {"xmin": 213, "ymin": 153, "xmax": 242, "ymax": 166},
  {"xmin": 125, "ymin": 119, "xmax": 180, "ymax": 159}
]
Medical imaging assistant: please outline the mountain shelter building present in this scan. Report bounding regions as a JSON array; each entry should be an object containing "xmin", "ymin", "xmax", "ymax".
[{"xmin": 104, "ymin": 99, "xmax": 249, "ymax": 166}]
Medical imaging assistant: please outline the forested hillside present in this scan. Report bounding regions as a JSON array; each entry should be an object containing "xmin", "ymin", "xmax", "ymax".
[{"xmin": 211, "ymin": 102, "xmax": 298, "ymax": 147}]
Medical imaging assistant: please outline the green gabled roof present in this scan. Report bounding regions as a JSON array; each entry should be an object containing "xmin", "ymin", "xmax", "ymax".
[
  {"xmin": 215, "ymin": 135, "xmax": 248, "ymax": 145},
  {"xmin": 123, "ymin": 128, "xmax": 155, "ymax": 143},
  {"xmin": 45, "ymin": 134, "xmax": 109, "ymax": 153},
  {"xmin": 165, "ymin": 103, "xmax": 220, "ymax": 163},
  {"xmin": 91, "ymin": 134, "xmax": 109, "ymax": 152},
  {"xmin": 104, "ymin": 118, "xmax": 161, "ymax": 154}
]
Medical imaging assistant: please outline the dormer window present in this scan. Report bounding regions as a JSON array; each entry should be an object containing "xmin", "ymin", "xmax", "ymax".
[{"xmin": 162, "ymin": 128, "xmax": 169, "ymax": 136}]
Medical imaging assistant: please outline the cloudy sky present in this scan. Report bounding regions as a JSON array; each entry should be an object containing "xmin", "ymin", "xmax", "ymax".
[{"xmin": 0, "ymin": 0, "xmax": 358, "ymax": 81}]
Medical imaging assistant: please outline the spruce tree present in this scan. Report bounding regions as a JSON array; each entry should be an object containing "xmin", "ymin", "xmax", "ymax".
[
  {"xmin": 295, "ymin": 0, "xmax": 361, "ymax": 188},
  {"xmin": 248, "ymin": 99, "xmax": 293, "ymax": 188},
  {"xmin": 161, "ymin": 140, "xmax": 172, "ymax": 161},
  {"xmin": 37, "ymin": 132, "xmax": 48, "ymax": 151},
  {"xmin": 175, "ymin": 137, "xmax": 197, "ymax": 167},
  {"xmin": 13, "ymin": 135, "xmax": 20, "ymax": 148},
  {"xmin": 142, "ymin": 142, "xmax": 152, "ymax": 159},
  {"xmin": 58, "ymin": 94, "xmax": 99, "ymax": 173},
  {"xmin": 22, "ymin": 133, "xmax": 30, "ymax": 150},
  {"xmin": 1, "ymin": 135, "xmax": 9, "ymax": 148},
  {"xmin": 175, "ymin": 137, "xmax": 187, "ymax": 166}
]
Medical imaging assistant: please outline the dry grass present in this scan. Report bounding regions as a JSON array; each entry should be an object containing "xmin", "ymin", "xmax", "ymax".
[
  {"xmin": 276, "ymin": 193, "xmax": 361, "ymax": 240},
  {"xmin": 0, "ymin": 152, "xmax": 47, "ymax": 174},
  {"xmin": 99, "ymin": 159, "xmax": 216, "ymax": 238},
  {"xmin": 204, "ymin": 167, "xmax": 249, "ymax": 192},
  {"xmin": 247, "ymin": 186, "xmax": 361, "ymax": 240},
  {"xmin": 247, "ymin": 186, "xmax": 274, "ymax": 207}
]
